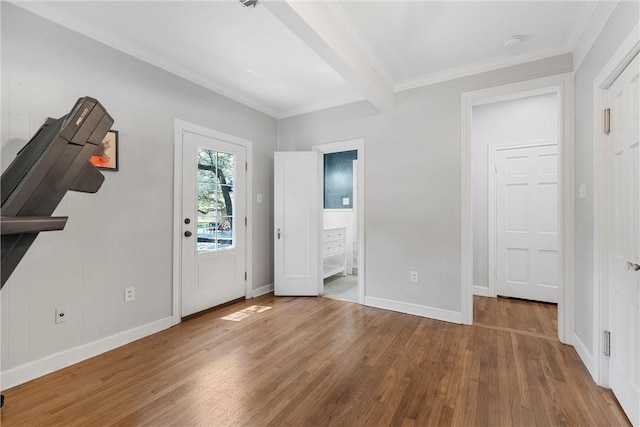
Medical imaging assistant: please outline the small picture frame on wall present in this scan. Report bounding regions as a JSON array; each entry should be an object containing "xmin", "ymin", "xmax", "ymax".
[{"xmin": 90, "ymin": 130, "xmax": 119, "ymax": 171}]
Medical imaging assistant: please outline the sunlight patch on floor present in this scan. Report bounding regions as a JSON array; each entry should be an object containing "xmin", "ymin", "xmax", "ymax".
[{"xmin": 221, "ymin": 305, "xmax": 272, "ymax": 321}]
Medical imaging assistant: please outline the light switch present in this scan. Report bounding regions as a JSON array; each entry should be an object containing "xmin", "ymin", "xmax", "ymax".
[
  {"xmin": 578, "ymin": 184, "xmax": 587, "ymax": 199},
  {"xmin": 342, "ymin": 197, "xmax": 350, "ymax": 206}
]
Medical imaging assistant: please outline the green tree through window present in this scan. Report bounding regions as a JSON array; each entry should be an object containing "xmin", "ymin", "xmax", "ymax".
[{"xmin": 197, "ymin": 148, "xmax": 234, "ymax": 251}]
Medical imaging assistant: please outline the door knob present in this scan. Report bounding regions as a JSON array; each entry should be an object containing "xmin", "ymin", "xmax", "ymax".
[
  {"xmin": 627, "ymin": 262, "xmax": 640, "ymax": 272},
  {"xmin": 184, "ymin": 231, "xmax": 192, "ymax": 237},
  {"xmin": 276, "ymin": 228, "xmax": 281, "ymax": 239},
  {"xmin": 184, "ymin": 218, "xmax": 191, "ymax": 224}
]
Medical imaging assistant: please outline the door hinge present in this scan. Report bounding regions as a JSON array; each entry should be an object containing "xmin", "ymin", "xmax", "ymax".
[
  {"xmin": 245, "ymin": 217, "xmax": 247, "ymax": 226},
  {"xmin": 245, "ymin": 162, "xmax": 248, "ymax": 171},
  {"xmin": 603, "ymin": 330, "xmax": 611, "ymax": 357},
  {"xmin": 604, "ymin": 108, "xmax": 611, "ymax": 135},
  {"xmin": 244, "ymin": 271, "xmax": 247, "ymax": 281}
]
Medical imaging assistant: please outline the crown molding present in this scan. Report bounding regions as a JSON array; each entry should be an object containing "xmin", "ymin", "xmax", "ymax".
[
  {"xmin": 566, "ymin": 1, "xmax": 600, "ymax": 51},
  {"xmin": 573, "ymin": 0, "xmax": 620, "ymax": 71},
  {"xmin": 9, "ymin": 1, "xmax": 282, "ymax": 118},
  {"xmin": 391, "ymin": 1, "xmax": 596, "ymax": 93},
  {"xmin": 395, "ymin": 43, "xmax": 573, "ymax": 92},
  {"xmin": 9, "ymin": 0, "xmax": 606, "ymax": 118},
  {"xmin": 277, "ymin": 93, "xmax": 365, "ymax": 119},
  {"xmin": 318, "ymin": 1, "xmax": 589, "ymax": 94}
]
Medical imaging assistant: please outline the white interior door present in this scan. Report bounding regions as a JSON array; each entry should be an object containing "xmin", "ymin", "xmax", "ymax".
[
  {"xmin": 274, "ymin": 152, "xmax": 320, "ymax": 296},
  {"xmin": 181, "ymin": 131, "xmax": 246, "ymax": 316},
  {"xmin": 607, "ymin": 53, "xmax": 639, "ymax": 426},
  {"xmin": 495, "ymin": 144, "xmax": 558, "ymax": 303}
]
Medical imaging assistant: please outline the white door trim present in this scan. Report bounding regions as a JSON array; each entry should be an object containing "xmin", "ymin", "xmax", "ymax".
[
  {"xmin": 312, "ymin": 139, "xmax": 366, "ymax": 305},
  {"xmin": 593, "ymin": 23, "xmax": 640, "ymax": 386},
  {"xmin": 487, "ymin": 138, "xmax": 558, "ymax": 298},
  {"xmin": 172, "ymin": 119, "xmax": 253, "ymax": 324},
  {"xmin": 461, "ymin": 73, "xmax": 575, "ymax": 346}
]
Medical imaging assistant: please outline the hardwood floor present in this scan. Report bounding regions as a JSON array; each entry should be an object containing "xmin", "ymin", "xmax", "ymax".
[
  {"xmin": 474, "ymin": 295, "xmax": 558, "ymax": 339},
  {"xmin": 1, "ymin": 295, "xmax": 630, "ymax": 426}
]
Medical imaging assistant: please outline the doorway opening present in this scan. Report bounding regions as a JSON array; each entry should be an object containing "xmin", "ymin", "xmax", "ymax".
[
  {"xmin": 461, "ymin": 73, "xmax": 574, "ymax": 344},
  {"xmin": 471, "ymin": 93, "xmax": 561, "ymax": 341},
  {"xmin": 473, "ymin": 92, "xmax": 560, "ymax": 305},
  {"xmin": 313, "ymin": 139, "xmax": 365, "ymax": 304}
]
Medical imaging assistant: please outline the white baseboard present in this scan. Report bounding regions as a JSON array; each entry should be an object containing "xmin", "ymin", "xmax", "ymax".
[
  {"xmin": 249, "ymin": 283, "xmax": 273, "ymax": 298},
  {"xmin": 1, "ymin": 316, "xmax": 174, "ymax": 390},
  {"xmin": 573, "ymin": 332, "xmax": 597, "ymax": 381},
  {"xmin": 364, "ymin": 296, "xmax": 462, "ymax": 324},
  {"xmin": 473, "ymin": 285, "xmax": 491, "ymax": 297}
]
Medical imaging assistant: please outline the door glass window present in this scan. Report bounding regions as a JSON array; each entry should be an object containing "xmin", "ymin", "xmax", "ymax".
[{"xmin": 196, "ymin": 148, "xmax": 234, "ymax": 252}]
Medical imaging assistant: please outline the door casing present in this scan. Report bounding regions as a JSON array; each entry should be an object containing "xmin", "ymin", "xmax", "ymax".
[
  {"xmin": 313, "ymin": 139, "xmax": 366, "ymax": 304},
  {"xmin": 172, "ymin": 119, "xmax": 253, "ymax": 324}
]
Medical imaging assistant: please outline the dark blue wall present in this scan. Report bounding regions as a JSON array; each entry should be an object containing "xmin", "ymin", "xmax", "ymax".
[{"xmin": 324, "ymin": 150, "xmax": 358, "ymax": 209}]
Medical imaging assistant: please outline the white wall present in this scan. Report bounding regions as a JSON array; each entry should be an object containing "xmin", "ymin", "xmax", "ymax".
[
  {"xmin": 1, "ymin": 3, "xmax": 277, "ymax": 386},
  {"xmin": 471, "ymin": 93, "xmax": 558, "ymax": 294},
  {"xmin": 573, "ymin": 0, "xmax": 639, "ymax": 357},
  {"xmin": 279, "ymin": 54, "xmax": 572, "ymax": 319}
]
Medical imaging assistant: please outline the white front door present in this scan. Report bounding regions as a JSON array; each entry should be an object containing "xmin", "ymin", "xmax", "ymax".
[
  {"xmin": 181, "ymin": 131, "xmax": 246, "ymax": 316},
  {"xmin": 607, "ymin": 53, "xmax": 639, "ymax": 426},
  {"xmin": 274, "ymin": 152, "xmax": 320, "ymax": 296},
  {"xmin": 495, "ymin": 144, "xmax": 558, "ymax": 303}
]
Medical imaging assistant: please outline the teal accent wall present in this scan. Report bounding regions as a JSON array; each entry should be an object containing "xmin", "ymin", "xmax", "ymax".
[{"xmin": 324, "ymin": 150, "xmax": 358, "ymax": 209}]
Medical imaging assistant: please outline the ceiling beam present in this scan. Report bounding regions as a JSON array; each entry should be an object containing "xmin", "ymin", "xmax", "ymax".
[{"xmin": 263, "ymin": 0, "xmax": 394, "ymax": 113}]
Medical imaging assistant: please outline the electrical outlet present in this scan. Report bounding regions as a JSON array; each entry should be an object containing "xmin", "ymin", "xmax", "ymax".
[
  {"xmin": 410, "ymin": 271, "xmax": 418, "ymax": 283},
  {"xmin": 55, "ymin": 307, "xmax": 67, "ymax": 324},
  {"xmin": 124, "ymin": 286, "xmax": 136, "ymax": 302}
]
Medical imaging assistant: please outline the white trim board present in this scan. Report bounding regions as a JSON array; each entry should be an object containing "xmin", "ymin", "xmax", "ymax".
[
  {"xmin": 312, "ymin": 139, "xmax": 366, "ymax": 305},
  {"xmin": 1, "ymin": 316, "xmax": 174, "ymax": 390},
  {"xmin": 591, "ymin": 23, "xmax": 640, "ymax": 386},
  {"xmin": 573, "ymin": 331, "xmax": 597, "ymax": 382},
  {"xmin": 365, "ymin": 296, "xmax": 462, "ymax": 324},
  {"xmin": 460, "ymin": 73, "xmax": 575, "ymax": 347},
  {"xmin": 250, "ymin": 283, "xmax": 274, "ymax": 298},
  {"xmin": 472, "ymin": 286, "xmax": 491, "ymax": 297},
  {"xmin": 573, "ymin": 1, "xmax": 619, "ymax": 72},
  {"xmin": 172, "ymin": 119, "xmax": 254, "ymax": 325}
]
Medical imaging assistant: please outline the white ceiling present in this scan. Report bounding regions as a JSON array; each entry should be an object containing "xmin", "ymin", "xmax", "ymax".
[
  {"xmin": 332, "ymin": 1, "xmax": 592, "ymax": 90},
  {"xmin": 12, "ymin": 1, "xmax": 595, "ymax": 118}
]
